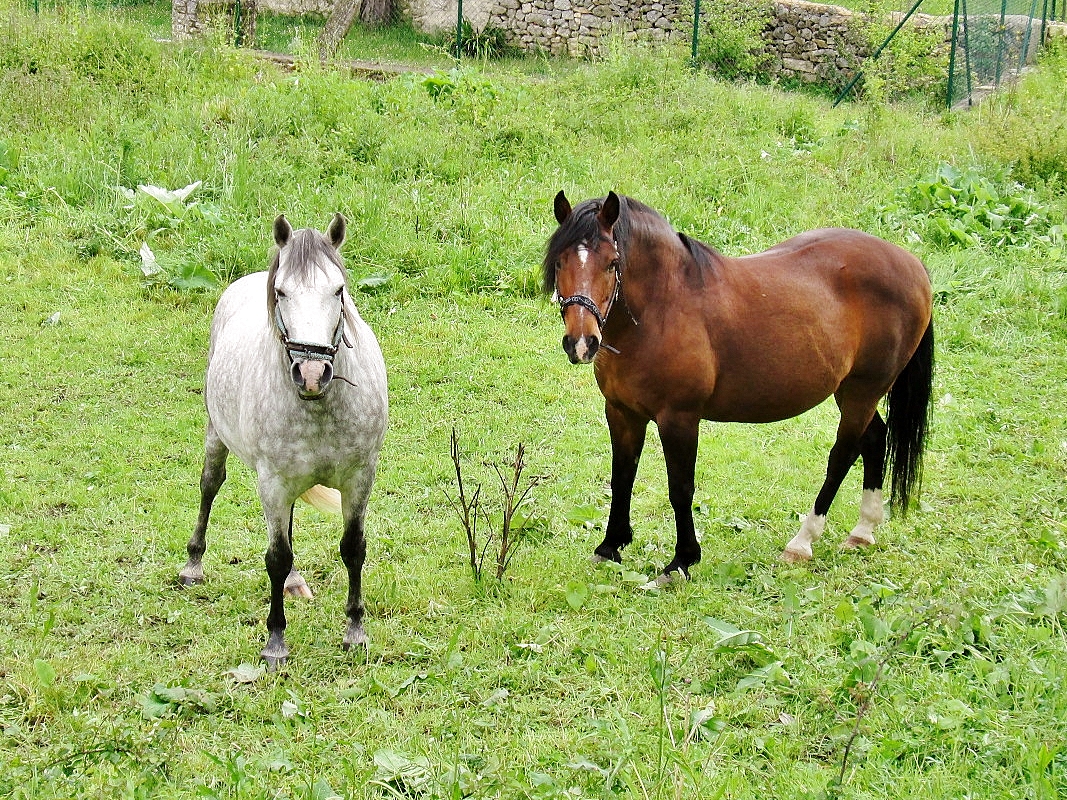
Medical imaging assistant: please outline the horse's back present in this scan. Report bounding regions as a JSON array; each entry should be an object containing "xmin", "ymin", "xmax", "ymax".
[{"xmin": 683, "ymin": 228, "xmax": 930, "ymax": 422}]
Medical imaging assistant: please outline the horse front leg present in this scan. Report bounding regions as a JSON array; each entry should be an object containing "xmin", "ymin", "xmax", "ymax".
[
  {"xmin": 595, "ymin": 401, "xmax": 648, "ymax": 564},
  {"xmin": 657, "ymin": 413, "xmax": 702, "ymax": 581},
  {"xmin": 180, "ymin": 423, "xmax": 228, "ymax": 585},
  {"xmin": 339, "ymin": 480, "xmax": 374, "ymax": 651},
  {"xmin": 259, "ymin": 485, "xmax": 296, "ymax": 669}
]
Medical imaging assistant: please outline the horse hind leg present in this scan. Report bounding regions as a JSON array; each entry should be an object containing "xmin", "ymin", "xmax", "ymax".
[
  {"xmin": 180, "ymin": 424, "xmax": 228, "ymax": 586},
  {"xmin": 782, "ymin": 399, "xmax": 875, "ymax": 563},
  {"xmin": 339, "ymin": 483, "xmax": 374, "ymax": 650},
  {"xmin": 842, "ymin": 412, "xmax": 887, "ymax": 550}
]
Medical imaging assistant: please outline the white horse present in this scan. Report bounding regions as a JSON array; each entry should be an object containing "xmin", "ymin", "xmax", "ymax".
[{"xmin": 180, "ymin": 214, "xmax": 388, "ymax": 668}]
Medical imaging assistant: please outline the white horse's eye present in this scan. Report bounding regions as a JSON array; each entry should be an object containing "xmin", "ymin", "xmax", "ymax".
[{"xmin": 276, "ymin": 289, "xmax": 288, "ymax": 300}]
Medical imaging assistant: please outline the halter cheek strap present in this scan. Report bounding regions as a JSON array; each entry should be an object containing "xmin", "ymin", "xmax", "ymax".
[
  {"xmin": 274, "ymin": 303, "xmax": 350, "ymax": 364},
  {"xmin": 556, "ymin": 256, "xmax": 622, "ymax": 331}
]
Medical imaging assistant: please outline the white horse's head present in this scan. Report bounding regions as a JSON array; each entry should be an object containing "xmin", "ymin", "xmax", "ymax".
[{"xmin": 268, "ymin": 214, "xmax": 350, "ymax": 400}]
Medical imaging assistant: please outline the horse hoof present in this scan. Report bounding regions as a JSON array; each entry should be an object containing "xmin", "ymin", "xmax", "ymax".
[
  {"xmin": 640, "ymin": 566, "xmax": 691, "ymax": 590},
  {"xmin": 841, "ymin": 535, "xmax": 874, "ymax": 550},
  {"xmin": 780, "ymin": 547, "xmax": 811, "ymax": 564},
  {"xmin": 284, "ymin": 571, "xmax": 314, "ymax": 599},
  {"xmin": 177, "ymin": 572, "xmax": 205, "ymax": 587},
  {"xmin": 261, "ymin": 646, "xmax": 289, "ymax": 671},
  {"xmin": 592, "ymin": 546, "xmax": 623, "ymax": 564},
  {"xmin": 342, "ymin": 623, "xmax": 369, "ymax": 650}
]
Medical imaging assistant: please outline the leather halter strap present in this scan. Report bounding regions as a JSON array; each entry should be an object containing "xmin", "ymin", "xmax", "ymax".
[
  {"xmin": 556, "ymin": 236, "xmax": 622, "ymax": 331},
  {"xmin": 274, "ymin": 302, "xmax": 349, "ymax": 365}
]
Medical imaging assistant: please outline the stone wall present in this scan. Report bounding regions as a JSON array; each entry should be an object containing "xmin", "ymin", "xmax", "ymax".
[
  {"xmin": 487, "ymin": 0, "xmax": 677, "ymax": 57},
  {"xmin": 483, "ymin": 0, "xmax": 1057, "ymax": 85},
  {"xmin": 484, "ymin": 0, "xmax": 879, "ymax": 78},
  {"xmin": 173, "ymin": 0, "xmax": 258, "ymax": 41},
  {"xmin": 172, "ymin": 0, "xmax": 1064, "ymax": 87}
]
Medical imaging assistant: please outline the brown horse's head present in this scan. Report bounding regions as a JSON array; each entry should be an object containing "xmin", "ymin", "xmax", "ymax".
[{"xmin": 544, "ymin": 190, "xmax": 622, "ymax": 364}]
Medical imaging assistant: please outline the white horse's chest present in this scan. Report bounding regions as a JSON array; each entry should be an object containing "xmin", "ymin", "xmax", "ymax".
[{"xmin": 204, "ymin": 287, "xmax": 387, "ymax": 487}]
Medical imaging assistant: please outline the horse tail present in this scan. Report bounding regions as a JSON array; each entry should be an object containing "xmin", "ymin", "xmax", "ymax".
[
  {"xmin": 885, "ymin": 319, "xmax": 934, "ymax": 516},
  {"xmin": 300, "ymin": 485, "xmax": 343, "ymax": 515}
]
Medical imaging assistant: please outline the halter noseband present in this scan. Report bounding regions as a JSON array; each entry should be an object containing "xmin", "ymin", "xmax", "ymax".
[
  {"xmin": 556, "ymin": 236, "xmax": 623, "ymax": 332},
  {"xmin": 274, "ymin": 301, "xmax": 350, "ymax": 365}
]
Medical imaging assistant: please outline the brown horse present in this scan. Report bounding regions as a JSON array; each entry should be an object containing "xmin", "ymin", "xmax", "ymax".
[{"xmin": 544, "ymin": 191, "xmax": 933, "ymax": 583}]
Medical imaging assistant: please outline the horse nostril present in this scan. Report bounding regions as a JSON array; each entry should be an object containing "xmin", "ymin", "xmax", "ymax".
[
  {"xmin": 586, "ymin": 337, "xmax": 600, "ymax": 358},
  {"xmin": 320, "ymin": 361, "xmax": 334, "ymax": 386},
  {"xmin": 291, "ymin": 362, "xmax": 305, "ymax": 388}
]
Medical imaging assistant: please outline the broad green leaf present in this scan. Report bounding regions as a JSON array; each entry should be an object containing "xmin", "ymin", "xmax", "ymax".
[
  {"xmin": 225, "ymin": 663, "xmax": 265, "ymax": 684},
  {"xmin": 735, "ymin": 661, "xmax": 789, "ymax": 691},
  {"xmin": 1037, "ymin": 574, "xmax": 1067, "ymax": 616},
  {"xmin": 928, "ymin": 698, "xmax": 974, "ymax": 730},
  {"xmin": 170, "ymin": 262, "xmax": 219, "ymax": 291},
  {"xmin": 703, "ymin": 617, "xmax": 743, "ymax": 638},
  {"xmin": 564, "ymin": 504, "xmax": 601, "ymax": 528},
  {"xmin": 565, "ymin": 579, "xmax": 590, "ymax": 610},
  {"xmin": 34, "ymin": 658, "xmax": 56, "ymax": 687},
  {"xmin": 354, "ymin": 273, "xmax": 392, "ymax": 290}
]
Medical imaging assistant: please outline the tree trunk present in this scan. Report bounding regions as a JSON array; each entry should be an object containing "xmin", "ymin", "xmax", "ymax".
[
  {"xmin": 318, "ymin": 0, "xmax": 361, "ymax": 60},
  {"xmin": 359, "ymin": 0, "xmax": 393, "ymax": 27},
  {"xmin": 318, "ymin": 0, "xmax": 393, "ymax": 60}
]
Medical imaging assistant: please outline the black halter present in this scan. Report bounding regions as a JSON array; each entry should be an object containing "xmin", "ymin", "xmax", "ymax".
[
  {"xmin": 556, "ymin": 234, "xmax": 623, "ymax": 330},
  {"xmin": 274, "ymin": 301, "xmax": 350, "ymax": 366}
]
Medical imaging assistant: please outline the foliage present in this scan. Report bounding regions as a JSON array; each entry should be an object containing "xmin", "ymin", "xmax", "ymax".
[
  {"xmin": 974, "ymin": 39, "xmax": 1067, "ymax": 192},
  {"xmin": 852, "ymin": 0, "xmax": 950, "ymax": 105},
  {"xmin": 445, "ymin": 19, "xmax": 516, "ymax": 61},
  {"xmin": 882, "ymin": 162, "xmax": 1064, "ymax": 249},
  {"xmin": 689, "ymin": 0, "xmax": 775, "ymax": 80}
]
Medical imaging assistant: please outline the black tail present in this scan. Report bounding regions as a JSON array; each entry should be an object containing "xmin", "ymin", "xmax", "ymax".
[{"xmin": 885, "ymin": 320, "xmax": 934, "ymax": 515}]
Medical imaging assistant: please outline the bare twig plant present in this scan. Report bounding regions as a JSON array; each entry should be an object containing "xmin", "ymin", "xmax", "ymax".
[{"xmin": 445, "ymin": 428, "xmax": 543, "ymax": 582}]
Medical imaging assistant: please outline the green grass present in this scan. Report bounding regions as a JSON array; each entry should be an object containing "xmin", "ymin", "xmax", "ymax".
[{"xmin": 1, "ymin": 6, "xmax": 1066, "ymax": 799}]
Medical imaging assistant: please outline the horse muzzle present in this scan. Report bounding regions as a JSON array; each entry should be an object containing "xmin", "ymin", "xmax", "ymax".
[
  {"xmin": 563, "ymin": 333, "xmax": 600, "ymax": 364},
  {"xmin": 291, "ymin": 358, "xmax": 334, "ymax": 399}
]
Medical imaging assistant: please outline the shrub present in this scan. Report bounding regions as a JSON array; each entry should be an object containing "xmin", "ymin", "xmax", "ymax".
[
  {"xmin": 881, "ymin": 162, "xmax": 1064, "ymax": 249},
  {"xmin": 688, "ymin": 0, "xmax": 774, "ymax": 81},
  {"xmin": 854, "ymin": 1, "xmax": 949, "ymax": 105},
  {"xmin": 445, "ymin": 19, "xmax": 516, "ymax": 60}
]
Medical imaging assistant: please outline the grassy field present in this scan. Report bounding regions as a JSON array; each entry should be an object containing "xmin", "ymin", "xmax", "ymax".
[{"xmin": 1, "ymin": 5, "xmax": 1066, "ymax": 799}]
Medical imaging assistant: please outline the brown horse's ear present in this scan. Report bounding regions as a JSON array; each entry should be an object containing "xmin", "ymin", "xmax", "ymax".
[
  {"xmin": 599, "ymin": 191, "xmax": 620, "ymax": 229},
  {"xmin": 553, "ymin": 190, "xmax": 572, "ymax": 224},
  {"xmin": 327, "ymin": 213, "xmax": 346, "ymax": 249},
  {"xmin": 274, "ymin": 215, "xmax": 293, "ymax": 247}
]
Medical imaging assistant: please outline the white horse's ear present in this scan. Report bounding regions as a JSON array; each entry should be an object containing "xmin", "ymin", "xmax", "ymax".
[
  {"xmin": 554, "ymin": 190, "xmax": 572, "ymax": 224},
  {"xmin": 274, "ymin": 215, "xmax": 293, "ymax": 247},
  {"xmin": 328, "ymin": 214, "xmax": 346, "ymax": 249}
]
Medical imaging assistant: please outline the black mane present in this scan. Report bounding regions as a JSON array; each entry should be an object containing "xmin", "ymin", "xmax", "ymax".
[{"xmin": 542, "ymin": 194, "xmax": 718, "ymax": 294}]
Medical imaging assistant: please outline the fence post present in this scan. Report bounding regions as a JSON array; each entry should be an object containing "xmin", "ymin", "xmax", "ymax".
[
  {"xmin": 947, "ymin": 0, "xmax": 959, "ymax": 107},
  {"xmin": 456, "ymin": 0, "xmax": 464, "ymax": 58},
  {"xmin": 691, "ymin": 0, "xmax": 702, "ymax": 64}
]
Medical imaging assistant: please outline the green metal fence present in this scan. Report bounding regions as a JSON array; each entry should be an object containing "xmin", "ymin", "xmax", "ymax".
[{"xmin": 948, "ymin": 0, "xmax": 1061, "ymax": 107}]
